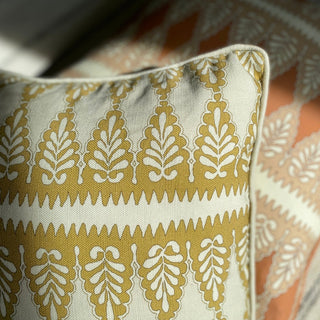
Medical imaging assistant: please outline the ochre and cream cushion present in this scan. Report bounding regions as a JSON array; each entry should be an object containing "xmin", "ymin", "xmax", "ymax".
[
  {"xmin": 0, "ymin": 45, "xmax": 269, "ymax": 320},
  {"xmin": 61, "ymin": 1, "xmax": 320, "ymax": 319}
]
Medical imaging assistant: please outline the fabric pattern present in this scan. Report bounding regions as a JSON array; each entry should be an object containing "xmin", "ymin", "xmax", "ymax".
[
  {"xmin": 0, "ymin": 46, "xmax": 269, "ymax": 320},
  {"xmin": 59, "ymin": 1, "xmax": 320, "ymax": 319}
]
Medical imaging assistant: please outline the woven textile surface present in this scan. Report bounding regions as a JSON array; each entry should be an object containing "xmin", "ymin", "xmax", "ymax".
[{"xmin": 0, "ymin": 45, "xmax": 269, "ymax": 320}]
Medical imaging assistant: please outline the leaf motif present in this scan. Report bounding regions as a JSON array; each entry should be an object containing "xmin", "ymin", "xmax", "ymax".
[
  {"xmin": 190, "ymin": 56, "xmax": 226, "ymax": 91},
  {"xmin": 84, "ymin": 246, "xmax": 125, "ymax": 320},
  {"xmin": 236, "ymin": 50, "xmax": 264, "ymax": 81},
  {"xmin": 82, "ymin": 109, "xmax": 133, "ymax": 205},
  {"xmin": 188, "ymin": 213, "xmax": 239, "ymax": 319},
  {"xmin": 0, "ymin": 109, "xmax": 29, "ymax": 181},
  {"xmin": 267, "ymin": 30, "xmax": 298, "ymax": 78},
  {"xmin": 78, "ymin": 227, "xmax": 133, "ymax": 320},
  {"xmin": 189, "ymin": 221, "xmax": 232, "ymax": 313},
  {"xmin": 35, "ymin": 113, "xmax": 79, "ymax": 186},
  {"xmin": 235, "ymin": 226, "xmax": 249, "ymax": 286},
  {"xmin": 109, "ymin": 78, "xmax": 137, "ymax": 105},
  {"xmin": 0, "ymin": 247, "xmax": 18, "ymax": 318},
  {"xmin": 296, "ymin": 54, "xmax": 320, "ymax": 102},
  {"xmin": 255, "ymin": 213, "xmax": 277, "ymax": 253},
  {"xmin": 26, "ymin": 248, "xmax": 72, "ymax": 320},
  {"xmin": 87, "ymin": 114, "xmax": 129, "ymax": 183},
  {"xmin": 194, "ymin": 96, "xmax": 239, "ymax": 196},
  {"xmin": 198, "ymin": 235, "xmax": 226, "ymax": 301},
  {"xmin": 142, "ymin": 111, "xmax": 182, "ymax": 182},
  {"xmin": 23, "ymin": 225, "xmax": 77, "ymax": 320},
  {"xmin": 288, "ymin": 142, "xmax": 320, "ymax": 183},
  {"xmin": 149, "ymin": 67, "xmax": 183, "ymax": 99},
  {"xmin": 65, "ymin": 82, "xmax": 100, "ymax": 107},
  {"xmin": 145, "ymin": 242, "xmax": 182, "ymax": 312},
  {"xmin": 229, "ymin": 11, "xmax": 267, "ymax": 44},
  {"xmin": 137, "ymin": 238, "xmax": 187, "ymax": 320},
  {"xmin": 31, "ymin": 110, "xmax": 80, "ymax": 207},
  {"xmin": 136, "ymin": 104, "xmax": 189, "ymax": 202},
  {"xmin": 267, "ymin": 237, "xmax": 308, "ymax": 294},
  {"xmin": 0, "ymin": 82, "xmax": 58, "ymax": 205},
  {"xmin": 0, "ymin": 222, "xmax": 23, "ymax": 319},
  {"xmin": 22, "ymin": 83, "xmax": 53, "ymax": 101},
  {"xmin": 0, "ymin": 96, "xmax": 31, "ymax": 204},
  {"xmin": 261, "ymin": 113, "xmax": 293, "ymax": 158}
]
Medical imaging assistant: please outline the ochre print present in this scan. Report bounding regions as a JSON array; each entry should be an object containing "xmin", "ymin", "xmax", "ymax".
[
  {"xmin": 0, "ymin": 51, "xmax": 264, "ymax": 208},
  {"xmin": 0, "ymin": 48, "xmax": 267, "ymax": 320},
  {"xmin": 0, "ymin": 209, "xmax": 249, "ymax": 320}
]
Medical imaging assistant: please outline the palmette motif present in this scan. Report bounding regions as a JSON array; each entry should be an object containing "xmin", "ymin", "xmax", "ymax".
[
  {"xmin": 0, "ymin": 52, "xmax": 261, "ymax": 208},
  {"xmin": 0, "ymin": 48, "xmax": 266, "ymax": 319},
  {"xmin": 0, "ymin": 223, "xmax": 22, "ymax": 319},
  {"xmin": 24, "ymin": 226, "xmax": 77, "ymax": 320},
  {"xmin": 0, "ymin": 210, "xmax": 250, "ymax": 320}
]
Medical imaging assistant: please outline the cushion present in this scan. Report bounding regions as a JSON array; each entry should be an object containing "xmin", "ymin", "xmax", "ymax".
[
  {"xmin": 0, "ymin": 45, "xmax": 269, "ymax": 320},
  {"xmin": 59, "ymin": 1, "xmax": 320, "ymax": 318}
]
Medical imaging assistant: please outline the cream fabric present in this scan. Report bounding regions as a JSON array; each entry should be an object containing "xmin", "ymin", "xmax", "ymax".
[{"xmin": 0, "ymin": 45, "xmax": 269, "ymax": 320}]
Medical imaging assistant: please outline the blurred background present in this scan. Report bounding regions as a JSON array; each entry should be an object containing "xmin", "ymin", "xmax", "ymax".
[{"xmin": 0, "ymin": 0, "xmax": 148, "ymax": 75}]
